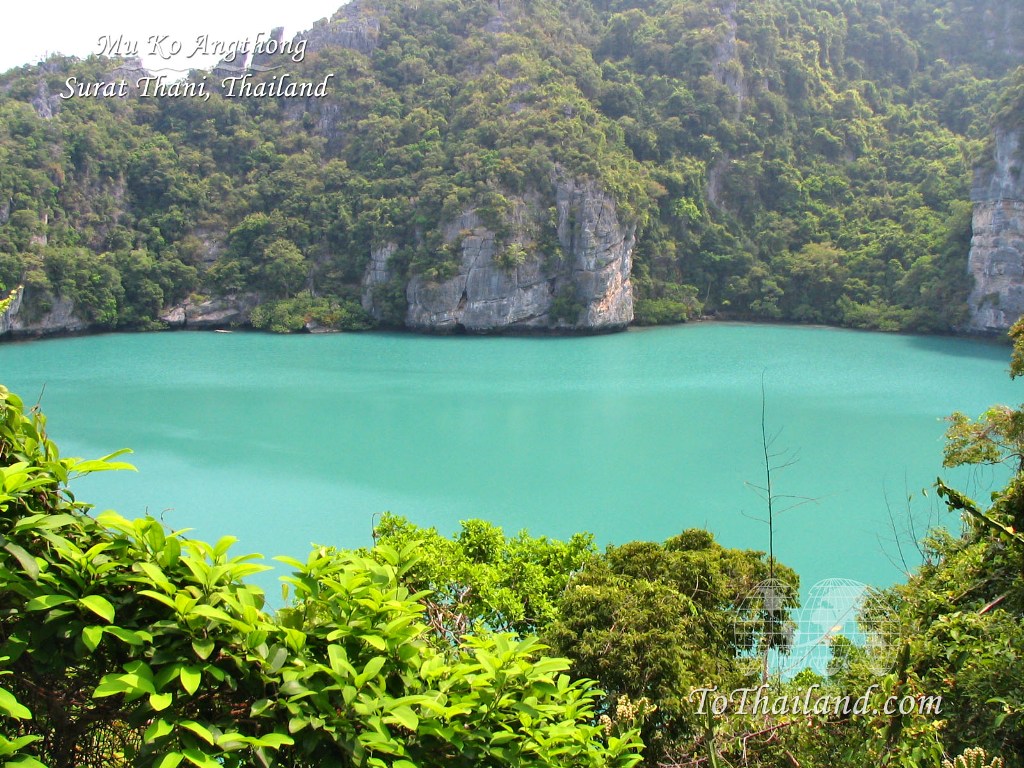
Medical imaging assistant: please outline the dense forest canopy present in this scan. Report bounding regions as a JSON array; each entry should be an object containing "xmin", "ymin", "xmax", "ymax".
[{"xmin": 0, "ymin": 0, "xmax": 1021, "ymax": 334}]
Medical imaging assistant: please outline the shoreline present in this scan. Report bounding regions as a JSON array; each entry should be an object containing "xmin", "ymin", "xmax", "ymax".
[{"xmin": 0, "ymin": 311, "xmax": 1012, "ymax": 346}]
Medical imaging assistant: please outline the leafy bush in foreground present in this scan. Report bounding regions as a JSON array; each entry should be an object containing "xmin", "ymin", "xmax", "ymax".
[{"xmin": 0, "ymin": 385, "xmax": 643, "ymax": 768}]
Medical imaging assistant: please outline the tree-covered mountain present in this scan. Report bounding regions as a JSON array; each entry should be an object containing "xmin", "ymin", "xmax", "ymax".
[{"xmin": 0, "ymin": 0, "xmax": 1022, "ymax": 336}]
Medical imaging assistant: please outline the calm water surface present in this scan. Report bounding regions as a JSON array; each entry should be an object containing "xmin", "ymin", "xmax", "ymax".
[{"xmin": 1, "ymin": 323, "xmax": 1018, "ymax": 599}]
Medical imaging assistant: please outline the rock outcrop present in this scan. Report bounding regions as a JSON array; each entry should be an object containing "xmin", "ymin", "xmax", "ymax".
[
  {"xmin": 0, "ymin": 288, "xmax": 259, "ymax": 338},
  {"xmin": 302, "ymin": 3, "xmax": 382, "ymax": 57},
  {"xmin": 159, "ymin": 295, "xmax": 259, "ymax": 329},
  {"xmin": 366, "ymin": 177, "xmax": 634, "ymax": 333},
  {"xmin": 360, "ymin": 243, "xmax": 397, "ymax": 322},
  {"xmin": 0, "ymin": 288, "xmax": 89, "ymax": 338},
  {"xmin": 966, "ymin": 127, "xmax": 1024, "ymax": 332}
]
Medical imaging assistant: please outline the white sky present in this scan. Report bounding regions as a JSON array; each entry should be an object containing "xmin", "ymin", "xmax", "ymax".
[{"xmin": 1, "ymin": 0, "xmax": 348, "ymax": 75}]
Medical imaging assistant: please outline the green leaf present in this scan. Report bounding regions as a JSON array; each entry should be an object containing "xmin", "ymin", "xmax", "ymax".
[
  {"xmin": 182, "ymin": 748, "xmax": 221, "ymax": 768},
  {"xmin": 328, "ymin": 644, "xmax": 354, "ymax": 677},
  {"xmin": 189, "ymin": 604, "xmax": 237, "ymax": 625},
  {"xmin": 25, "ymin": 594, "xmax": 74, "ymax": 612},
  {"xmin": 178, "ymin": 720, "xmax": 215, "ymax": 745},
  {"xmin": 78, "ymin": 595, "xmax": 115, "ymax": 623},
  {"xmin": 139, "ymin": 589, "xmax": 177, "ymax": 610},
  {"xmin": 389, "ymin": 705, "xmax": 419, "ymax": 732},
  {"xmin": 150, "ymin": 692, "xmax": 173, "ymax": 712},
  {"xmin": 360, "ymin": 633, "xmax": 388, "ymax": 651},
  {"xmin": 356, "ymin": 656, "xmax": 386, "ymax": 687},
  {"xmin": 250, "ymin": 698, "xmax": 273, "ymax": 717},
  {"xmin": 2, "ymin": 541, "xmax": 39, "ymax": 580},
  {"xmin": 152, "ymin": 753, "xmax": 184, "ymax": 768},
  {"xmin": 6, "ymin": 754, "xmax": 49, "ymax": 768},
  {"xmin": 0, "ymin": 734, "xmax": 42, "ymax": 754},
  {"xmin": 192, "ymin": 638, "xmax": 215, "ymax": 660},
  {"xmin": 267, "ymin": 644, "xmax": 288, "ymax": 674},
  {"xmin": 137, "ymin": 562, "xmax": 174, "ymax": 593},
  {"xmin": 105, "ymin": 626, "xmax": 149, "ymax": 645},
  {"xmin": 68, "ymin": 454, "xmax": 136, "ymax": 475},
  {"xmin": 81, "ymin": 625, "xmax": 104, "ymax": 652},
  {"xmin": 145, "ymin": 718, "xmax": 175, "ymax": 743},
  {"xmin": 0, "ymin": 687, "xmax": 32, "ymax": 719},
  {"xmin": 180, "ymin": 666, "xmax": 202, "ymax": 696},
  {"xmin": 213, "ymin": 535, "xmax": 239, "ymax": 559},
  {"xmin": 119, "ymin": 672, "xmax": 156, "ymax": 695},
  {"xmin": 252, "ymin": 733, "xmax": 294, "ymax": 749},
  {"xmin": 93, "ymin": 676, "xmax": 131, "ymax": 697}
]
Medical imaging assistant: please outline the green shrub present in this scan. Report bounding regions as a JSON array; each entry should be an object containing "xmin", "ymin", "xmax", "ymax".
[
  {"xmin": 0, "ymin": 385, "xmax": 644, "ymax": 768},
  {"xmin": 250, "ymin": 296, "xmax": 374, "ymax": 333}
]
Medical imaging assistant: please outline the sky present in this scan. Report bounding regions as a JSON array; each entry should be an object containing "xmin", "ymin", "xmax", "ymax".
[{"xmin": 1, "ymin": 0, "xmax": 348, "ymax": 75}]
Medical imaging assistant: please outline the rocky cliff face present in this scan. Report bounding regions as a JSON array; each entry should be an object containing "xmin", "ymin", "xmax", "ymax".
[
  {"xmin": 0, "ymin": 288, "xmax": 89, "ymax": 339},
  {"xmin": 362, "ymin": 177, "xmax": 634, "ymax": 333},
  {"xmin": 303, "ymin": 3, "xmax": 382, "ymax": 57},
  {"xmin": 360, "ymin": 243, "xmax": 397, "ymax": 322},
  {"xmin": 966, "ymin": 127, "xmax": 1024, "ymax": 332},
  {"xmin": 159, "ymin": 294, "xmax": 259, "ymax": 329},
  {"xmin": 0, "ymin": 286, "xmax": 258, "ymax": 339}
]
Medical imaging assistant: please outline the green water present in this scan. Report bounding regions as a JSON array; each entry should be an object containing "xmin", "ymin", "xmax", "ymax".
[{"xmin": 0, "ymin": 323, "xmax": 1018, "ymax": 598}]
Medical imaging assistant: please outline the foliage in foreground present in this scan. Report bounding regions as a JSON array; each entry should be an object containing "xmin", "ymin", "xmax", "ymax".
[
  {"xmin": 0, "ymin": 385, "xmax": 643, "ymax": 768},
  {"xmin": 372, "ymin": 514, "xmax": 802, "ymax": 764}
]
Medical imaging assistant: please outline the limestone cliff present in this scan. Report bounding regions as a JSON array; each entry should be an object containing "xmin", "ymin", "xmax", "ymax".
[
  {"xmin": 303, "ymin": 3, "xmax": 382, "ymax": 57},
  {"xmin": 159, "ymin": 294, "xmax": 259, "ymax": 330},
  {"xmin": 0, "ymin": 287, "xmax": 89, "ymax": 339},
  {"xmin": 0, "ymin": 285, "xmax": 258, "ymax": 338},
  {"xmin": 967, "ymin": 127, "xmax": 1024, "ymax": 332},
  {"xmin": 363, "ymin": 177, "xmax": 634, "ymax": 333}
]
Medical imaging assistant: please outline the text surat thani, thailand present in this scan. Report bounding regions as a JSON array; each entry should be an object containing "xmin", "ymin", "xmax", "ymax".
[{"xmin": 59, "ymin": 73, "xmax": 335, "ymax": 100}]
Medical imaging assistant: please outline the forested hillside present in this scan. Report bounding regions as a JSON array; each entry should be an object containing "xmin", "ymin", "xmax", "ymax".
[{"xmin": 0, "ymin": 0, "xmax": 1022, "ymax": 335}]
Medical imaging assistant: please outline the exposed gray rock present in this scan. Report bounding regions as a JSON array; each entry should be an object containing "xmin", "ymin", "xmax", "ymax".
[
  {"xmin": 405, "ymin": 210, "xmax": 552, "ymax": 331},
  {"xmin": 704, "ymin": 1, "xmax": 743, "ymax": 212},
  {"xmin": 304, "ymin": 320, "xmax": 339, "ymax": 333},
  {"xmin": 967, "ymin": 127, "xmax": 1024, "ymax": 332},
  {"xmin": 30, "ymin": 79, "xmax": 57, "ymax": 119},
  {"xmin": 558, "ymin": 179, "xmax": 635, "ymax": 328},
  {"xmin": 403, "ymin": 177, "xmax": 634, "ymax": 333},
  {"xmin": 0, "ymin": 287, "xmax": 89, "ymax": 338},
  {"xmin": 28, "ymin": 213, "xmax": 47, "ymax": 248},
  {"xmin": 190, "ymin": 228, "xmax": 225, "ymax": 268},
  {"xmin": 160, "ymin": 294, "xmax": 259, "ymax": 329},
  {"xmin": 26, "ymin": 58, "xmax": 141, "ymax": 119},
  {"xmin": 302, "ymin": 3, "xmax": 382, "ymax": 57},
  {"xmin": 981, "ymin": 4, "xmax": 1024, "ymax": 63},
  {"xmin": 110, "ymin": 57, "xmax": 148, "ymax": 87},
  {"xmin": 0, "ymin": 288, "xmax": 20, "ymax": 337},
  {"xmin": 711, "ymin": 1, "xmax": 745, "ymax": 113},
  {"xmin": 250, "ymin": 27, "xmax": 286, "ymax": 71},
  {"xmin": 161, "ymin": 304, "xmax": 186, "ymax": 326},
  {"xmin": 361, "ymin": 242, "xmax": 397, "ymax": 320}
]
